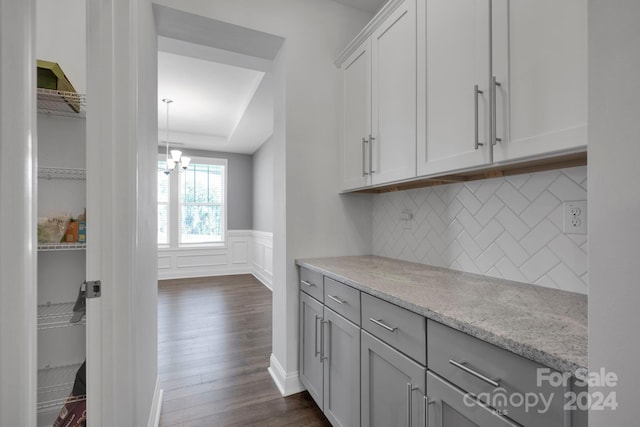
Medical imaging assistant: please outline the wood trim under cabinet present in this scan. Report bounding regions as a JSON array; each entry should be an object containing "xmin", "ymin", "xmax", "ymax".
[{"xmin": 353, "ymin": 151, "xmax": 587, "ymax": 194}]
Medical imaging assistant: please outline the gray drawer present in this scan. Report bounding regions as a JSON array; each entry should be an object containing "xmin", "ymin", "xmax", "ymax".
[
  {"xmin": 299, "ymin": 267, "xmax": 323, "ymax": 301},
  {"xmin": 427, "ymin": 319, "xmax": 569, "ymax": 427},
  {"xmin": 361, "ymin": 293, "xmax": 426, "ymax": 365},
  {"xmin": 324, "ymin": 277, "xmax": 360, "ymax": 326}
]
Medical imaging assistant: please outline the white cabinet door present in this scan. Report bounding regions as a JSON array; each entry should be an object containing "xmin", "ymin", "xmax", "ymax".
[
  {"xmin": 417, "ymin": 0, "xmax": 492, "ymax": 177},
  {"xmin": 340, "ymin": 41, "xmax": 372, "ymax": 191},
  {"xmin": 492, "ymin": 0, "xmax": 588, "ymax": 163},
  {"xmin": 371, "ymin": 0, "xmax": 417, "ymax": 185}
]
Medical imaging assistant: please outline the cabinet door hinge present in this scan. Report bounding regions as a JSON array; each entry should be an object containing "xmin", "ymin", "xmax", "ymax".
[{"xmin": 85, "ymin": 280, "xmax": 102, "ymax": 299}]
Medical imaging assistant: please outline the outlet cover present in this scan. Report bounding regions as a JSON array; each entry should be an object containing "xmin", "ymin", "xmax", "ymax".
[
  {"xmin": 401, "ymin": 209, "xmax": 413, "ymax": 230},
  {"xmin": 563, "ymin": 200, "xmax": 587, "ymax": 234}
]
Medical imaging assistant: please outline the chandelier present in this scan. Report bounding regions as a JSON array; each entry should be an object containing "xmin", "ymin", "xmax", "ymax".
[{"xmin": 162, "ymin": 98, "xmax": 191, "ymax": 175}]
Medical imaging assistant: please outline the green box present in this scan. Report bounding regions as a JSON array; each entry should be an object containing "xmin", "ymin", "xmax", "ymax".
[{"xmin": 37, "ymin": 60, "xmax": 80, "ymax": 113}]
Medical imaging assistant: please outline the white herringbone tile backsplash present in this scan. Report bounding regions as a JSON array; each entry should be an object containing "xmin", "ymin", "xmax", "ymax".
[{"xmin": 373, "ymin": 166, "xmax": 588, "ymax": 294}]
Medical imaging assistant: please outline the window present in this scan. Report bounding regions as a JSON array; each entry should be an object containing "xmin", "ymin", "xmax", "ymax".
[
  {"xmin": 179, "ymin": 160, "xmax": 226, "ymax": 244},
  {"xmin": 158, "ymin": 156, "xmax": 227, "ymax": 246}
]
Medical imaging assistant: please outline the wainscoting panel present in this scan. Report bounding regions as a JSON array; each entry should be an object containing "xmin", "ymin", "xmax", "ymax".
[
  {"xmin": 252, "ymin": 231, "xmax": 274, "ymax": 290},
  {"xmin": 157, "ymin": 230, "xmax": 274, "ymax": 291},
  {"xmin": 176, "ymin": 253, "xmax": 228, "ymax": 268},
  {"xmin": 231, "ymin": 240, "xmax": 249, "ymax": 264}
]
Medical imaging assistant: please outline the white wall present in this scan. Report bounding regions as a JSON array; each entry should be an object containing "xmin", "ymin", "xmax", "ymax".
[
  {"xmin": 373, "ymin": 166, "xmax": 588, "ymax": 294},
  {"xmin": 253, "ymin": 136, "xmax": 274, "ymax": 233},
  {"xmin": 152, "ymin": 0, "xmax": 374, "ymax": 395},
  {"xmin": 589, "ymin": 0, "xmax": 640, "ymax": 424},
  {"xmin": 36, "ymin": 0, "xmax": 86, "ymax": 93}
]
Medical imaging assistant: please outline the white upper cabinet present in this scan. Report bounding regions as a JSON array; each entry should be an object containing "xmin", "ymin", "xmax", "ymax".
[
  {"xmin": 370, "ymin": 0, "xmax": 417, "ymax": 185},
  {"xmin": 492, "ymin": 0, "xmax": 588, "ymax": 163},
  {"xmin": 340, "ymin": 42, "xmax": 372, "ymax": 190},
  {"xmin": 338, "ymin": 0, "xmax": 417, "ymax": 191},
  {"xmin": 417, "ymin": 0, "xmax": 492, "ymax": 177},
  {"xmin": 339, "ymin": 0, "xmax": 587, "ymax": 192}
]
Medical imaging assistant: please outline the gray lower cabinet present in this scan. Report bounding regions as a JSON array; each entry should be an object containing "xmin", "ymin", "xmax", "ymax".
[
  {"xmin": 361, "ymin": 330, "xmax": 426, "ymax": 427},
  {"xmin": 300, "ymin": 291, "xmax": 324, "ymax": 407},
  {"xmin": 300, "ymin": 290, "xmax": 360, "ymax": 427},
  {"xmin": 426, "ymin": 371, "xmax": 519, "ymax": 427},
  {"xmin": 323, "ymin": 307, "xmax": 360, "ymax": 427}
]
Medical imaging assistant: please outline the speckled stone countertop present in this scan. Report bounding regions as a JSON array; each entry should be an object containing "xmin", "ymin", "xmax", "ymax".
[{"xmin": 296, "ymin": 255, "xmax": 587, "ymax": 374}]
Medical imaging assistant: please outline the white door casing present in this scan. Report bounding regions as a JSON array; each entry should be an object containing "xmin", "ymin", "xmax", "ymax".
[{"xmin": 0, "ymin": 0, "xmax": 38, "ymax": 425}]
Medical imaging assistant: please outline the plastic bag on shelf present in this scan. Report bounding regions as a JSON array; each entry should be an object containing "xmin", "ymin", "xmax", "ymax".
[{"xmin": 37, "ymin": 214, "xmax": 71, "ymax": 243}]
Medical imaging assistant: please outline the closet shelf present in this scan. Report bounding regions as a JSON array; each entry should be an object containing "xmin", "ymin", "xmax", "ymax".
[
  {"xmin": 38, "ymin": 167, "xmax": 86, "ymax": 180},
  {"xmin": 37, "ymin": 363, "xmax": 85, "ymax": 412},
  {"xmin": 38, "ymin": 242, "xmax": 86, "ymax": 251},
  {"xmin": 37, "ymin": 88, "xmax": 86, "ymax": 118},
  {"xmin": 38, "ymin": 302, "xmax": 85, "ymax": 330}
]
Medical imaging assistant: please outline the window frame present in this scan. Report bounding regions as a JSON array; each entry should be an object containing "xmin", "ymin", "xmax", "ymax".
[
  {"xmin": 178, "ymin": 156, "xmax": 228, "ymax": 247},
  {"xmin": 157, "ymin": 154, "xmax": 228, "ymax": 248}
]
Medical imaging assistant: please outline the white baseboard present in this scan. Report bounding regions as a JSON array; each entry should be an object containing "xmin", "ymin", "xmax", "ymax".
[
  {"xmin": 148, "ymin": 375, "xmax": 163, "ymax": 427},
  {"xmin": 158, "ymin": 268, "xmax": 252, "ymax": 281},
  {"xmin": 252, "ymin": 269, "xmax": 272, "ymax": 291},
  {"xmin": 268, "ymin": 353, "xmax": 304, "ymax": 397}
]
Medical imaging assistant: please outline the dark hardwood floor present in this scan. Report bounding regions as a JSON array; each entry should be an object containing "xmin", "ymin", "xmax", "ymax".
[{"xmin": 158, "ymin": 274, "xmax": 331, "ymax": 427}]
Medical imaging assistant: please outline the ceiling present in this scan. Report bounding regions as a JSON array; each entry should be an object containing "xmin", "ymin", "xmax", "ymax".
[
  {"xmin": 158, "ymin": 50, "xmax": 273, "ymax": 155},
  {"xmin": 332, "ymin": 0, "xmax": 386, "ymax": 13},
  {"xmin": 156, "ymin": 0, "xmax": 383, "ymax": 155}
]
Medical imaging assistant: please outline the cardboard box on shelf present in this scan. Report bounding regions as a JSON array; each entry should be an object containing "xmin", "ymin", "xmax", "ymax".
[
  {"xmin": 78, "ymin": 221, "xmax": 86, "ymax": 243},
  {"xmin": 37, "ymin": 60, "xmax": 80, "ymax": 113}
]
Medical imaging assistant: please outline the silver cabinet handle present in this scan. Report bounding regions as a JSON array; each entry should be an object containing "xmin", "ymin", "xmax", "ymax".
[
  {"xmin": 314, "ymin": 315, "xmax": 321, "ymax": 357},
  {"xmin": 369, "ymin": 134, "xmax": 376, "ymax": 173},
  {"xmin": 491, "ymin": 76, "xmax": 502, "ymax": 146},
  {"xmin": 301, "ymin": 280, "xmax": 315, "ymax": 288},
  {"xmin": 407, "ymin": 382, "xmax": 413, "ymax": 427},
  {"xmin": 449, "ymin": 359, "xmax": 500, "ymax": 388},
  {"xmin": 362, "ymin": 137, "xmax": 369, "ymax": 176},
  {"xmin": 424, "ymin": 395, "xmax": 428, "ymax": 427},
  {"xmin": 320, "ymin": 318, "xmax": 325, "ymax": 361},
  {"xmin": 369, "ymin": 317, "xmax": 397, "ymax": 332},
  {"xmin": 424, "ymin": 395, "xmax": 434, "ymax": 427},
  {"xmin": 327, "ymin": 294, "xmax": 345, "ymax": 305},
  {"xmin": 322, "ymin": 320, "xmax": 330, "ymax": 361},
  {"xmin": 474, "ymin": 84, "xmax": 484, "ymax": 150}
]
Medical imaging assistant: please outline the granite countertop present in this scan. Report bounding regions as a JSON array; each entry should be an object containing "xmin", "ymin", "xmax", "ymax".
[{"xmin": 296, "ymin": 255, "xmax": 587, "ymax": 374}]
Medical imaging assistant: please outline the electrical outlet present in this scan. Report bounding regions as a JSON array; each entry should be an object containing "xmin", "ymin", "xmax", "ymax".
[
  {"xmin": 400, "ymin": 209, "xmax": 413, "ymax": 230},
  {"xmin": 563, "ymin": 201, "xmax": 587, "ymax": 234}
]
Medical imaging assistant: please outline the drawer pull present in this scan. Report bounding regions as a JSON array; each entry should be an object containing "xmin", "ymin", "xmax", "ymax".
[
  {"xmin": 301, "ymin": 280, "xmax": 315, "ymax": 288},
  {"xmin": 369, "ymin": 317, "xmax": 397, "ymax": 332},
  {"xmin": 327, "ymin": 294, "xmax": 346, "ymax": 305},
  {"xmin": 449, "ymin": 359, "xmax": 500, "ymax": 388}
]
